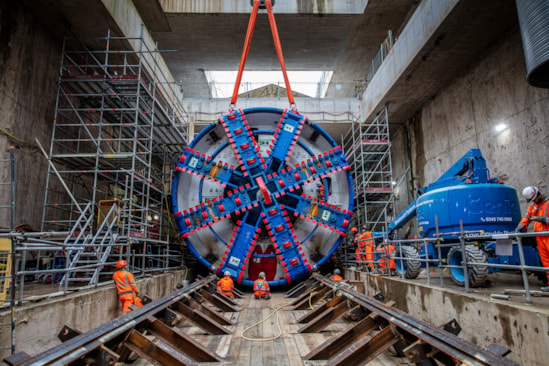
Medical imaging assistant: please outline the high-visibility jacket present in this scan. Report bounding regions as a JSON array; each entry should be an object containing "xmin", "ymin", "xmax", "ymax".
[
  {"xmin": 113, "ymin": 270, "xmax": 141, "ymax": 315},
  {"xmin": 356, "ymin": 231, "xmax": 374, "ymax": 267},
  {"xmin": 330, "ymin": 274, "xmax": 343, "ymax": 281},
  {"xmin": 113, "ymin": 270, "xmax": 139, "ymax": 296},
  {"xmin": 253, "ymin": 278, "xmax": 270, "ymax": 297},
  {"xmin": 519, "ymin": 199, "xmax": 549, "ymax": 232},
  {"xmin": 377, "ymin": 244, "xmax": 395, "ymax": 270},
  {"xmin": 217, "ymin": 276, "xmax": 235, "ymax": 298},
  {"xmin": 520, "ymin": 199, "xmax": 549, "ymax": 279}
]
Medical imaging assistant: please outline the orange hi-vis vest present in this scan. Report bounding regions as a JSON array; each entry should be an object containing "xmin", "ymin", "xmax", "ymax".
[
  {"xmin": 217, "ymin": 276, "xmax": 234, "ymax": 296},
  {"xmin": 253, "ymin": 279, "xmax": 270, "ymax": 292},
  {"xmin": 356, "ymin": 231, "xmax": 374, "ymax": 266},
  {"xmin": 330, "ymin": 274, "xmax": 343, "ymax": 281},
  {"xmin": 113, "ymin": 270, "xmax": 139, "ymax": 296},
  {"xmin": 519, "ymin": 198, "xmax": 549, "ymax": 232}
]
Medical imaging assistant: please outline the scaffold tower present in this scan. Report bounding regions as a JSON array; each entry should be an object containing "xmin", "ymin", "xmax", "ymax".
[
  {"xmin": 342, "ymin": 107, "xmax": 394, "ymax": 232},
  {"xmin": 40, "ymin": 29, "xmax": 189, "ymax": 284},
  {"xmin": 337, "ymin": 107, "xmax": 394, "ymax": 268}
]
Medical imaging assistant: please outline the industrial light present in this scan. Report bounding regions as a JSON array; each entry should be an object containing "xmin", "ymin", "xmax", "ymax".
[
  {"xmin": 494, "ymin": 123, "xmax": 508, "ymax": 132},
  {"xmin": 392, "ymin": 181, "xmax": 397, "ymax": 186}
]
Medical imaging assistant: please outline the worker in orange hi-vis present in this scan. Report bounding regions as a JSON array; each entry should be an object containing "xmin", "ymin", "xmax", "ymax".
[
  {"xmin": 253, "ymin": 272, "xmax": 271, "ymax": 300},
  {"xmin": 356, "ymin": 225, "xmax": 374, "ymax": 271},
  {"xmin": 362, "ymin": 226, "xmax": 375, "ymax": 271},
  {"xmin": 516, "ymin": 186, "xmax": 549, "ymax": 292},
  {"xmin": 376, "ymin": 242, "xmax": 396, "ymax": 274},
  {"xmin": 351, "ymin": 227, "xmax": 360, "ymax": 264},
  {"xmin": 354, "ymin": 227, "xmax": 365, "ymax": 266},
  {"xmin": 217, "ymin": 270, "xmax": 235, "ymax": 299},
  {"xmin": 330, "ymin": 268, "xmax": 343, "ymax": 281},
  {"xmin": 113, "ymin": 260, "xmax": 143, "ymax": 315}
]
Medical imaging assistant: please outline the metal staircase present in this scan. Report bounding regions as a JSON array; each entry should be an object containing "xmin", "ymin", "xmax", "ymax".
[{"xmin": 59, "ymin": 202, "xmax": 126, "ymax": 290}]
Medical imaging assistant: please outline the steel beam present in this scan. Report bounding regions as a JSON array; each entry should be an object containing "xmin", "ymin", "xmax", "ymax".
[
  {"xmin": 327, "ymin": 325, "xmax": 400, "ymax": 366},
  {"xmin": 296, "ymin": 294, "xmax": 344, "ymax": 324},
  {"xmin": 305, "ymin": 313, "xmax": 381, "ymax": 360},
  {"xmin": 298, "ymin": 298, "xmax": 349, "ymax": 333},
  {"xmin": 146, "ymin": 317, "xmax": 222, "ymax": 362},
  {"xmin": 291, "ymin": 286, "xmax": 331, "ymax": 310},
  {"xmin": 170, "ymin": 300, "xmax": 231, "ymax": 335}
]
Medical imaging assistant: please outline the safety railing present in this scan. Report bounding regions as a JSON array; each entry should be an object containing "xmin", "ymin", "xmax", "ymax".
[
  {"xmin": 349, "ymin": 227, "xmax": 549, "ymax": 305},
  {"xmin": 364, "ymin": 30, "xmax": 394, "ymax": 88}
]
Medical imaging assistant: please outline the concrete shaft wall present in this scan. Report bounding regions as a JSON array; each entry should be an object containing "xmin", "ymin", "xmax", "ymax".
[
  {"xmin": 0, "ymin": 1, "xmax": 60, "ymax": 230},
  {"xmin": 0, "ymin": 271, "xmax": 184, "ymax": 361},
  {"xmin": 391, "ymin": 26, "xmax": 549, "ymax": 233},
  {"xmin": 351, "ymin": 270, "xmax": 549, "ymax": 366}
]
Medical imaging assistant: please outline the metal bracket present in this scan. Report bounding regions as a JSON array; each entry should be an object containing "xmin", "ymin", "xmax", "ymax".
[
  {"xmin": 250, "ymin": 0, "xmax": 275, "ymax": 9},
  {"xmin": 442, "ymin": 318, "xmax": 461, "ymax": 336}
]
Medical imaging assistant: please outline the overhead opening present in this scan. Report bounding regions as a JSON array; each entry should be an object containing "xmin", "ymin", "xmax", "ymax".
[{"xmin": 205, "ymin": 71, "xmax": 333, "ymax": 98}]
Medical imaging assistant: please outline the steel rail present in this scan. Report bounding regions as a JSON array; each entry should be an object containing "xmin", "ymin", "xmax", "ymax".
[
  {"xmin": 17, "ymin": 274, "xmax": 218, "ymax": 365},
  {"xmin": 312, "ymin": 273, "xmax": 518, "ymax": 366}
]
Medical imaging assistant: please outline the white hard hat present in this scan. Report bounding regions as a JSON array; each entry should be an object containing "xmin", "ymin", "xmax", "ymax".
[
  {"xmin": 224, "ymin": 271, "xmax": 231, "ymax": 276},
  {"xmin": 334, "ymin": 269, "xmax": 341, "ymax": 274},
  {"xmin": 259, "ymin": 271, "xmax": 265, "ymax": 278},
  {"xmin": 522, "ymin": 186, "xmax": 539, "ymax": 202}
]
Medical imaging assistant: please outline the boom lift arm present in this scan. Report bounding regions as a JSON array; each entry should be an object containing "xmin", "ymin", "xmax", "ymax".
[{"xmin": 388, "ymin": 149, "xmax": 499, "ymax": 234}]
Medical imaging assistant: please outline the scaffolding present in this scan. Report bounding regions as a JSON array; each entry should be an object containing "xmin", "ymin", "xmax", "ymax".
[
  {"xmin": 0, "ymin": 146, "xmax": 16, "ymax": 355},
  {"xmin": 339, "ymin": 107, "xmax": 395, "ymax": 267},
  {"xmin": 34, "ymin": 29, "xmax": 188, "ymax": 288}
]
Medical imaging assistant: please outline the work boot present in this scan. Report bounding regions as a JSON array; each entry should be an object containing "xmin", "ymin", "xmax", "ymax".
[
  {"xmin": 540, "ymin": 286, "xmax": 549, "ymax": 292},
  {"xmin": 264, "ymin": 294, "xmax": 271, "ymax": 300}
]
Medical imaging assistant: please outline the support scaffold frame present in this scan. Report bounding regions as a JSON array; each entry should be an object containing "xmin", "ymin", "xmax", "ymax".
[
  {"xmin": 35, "ymin": 27, "xmax": 188, "ymax": 287},
  {"xmin": 339, "ymin": 107, "xmax": 395, "ymax": 267}
]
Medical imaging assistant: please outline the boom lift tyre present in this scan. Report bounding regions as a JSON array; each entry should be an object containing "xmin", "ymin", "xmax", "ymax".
[
  {"xmin": 447, "ymin": 245, "xmax": 488, "ymax": 287},
  {"xmin": 394, "ymin": 246, "xmax": 421, "ymax": 279}
]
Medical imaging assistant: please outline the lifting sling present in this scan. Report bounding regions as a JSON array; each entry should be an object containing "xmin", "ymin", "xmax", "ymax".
[{"xmin": 230, "ymin": 0, "xmax": 295, "ymax": 109}]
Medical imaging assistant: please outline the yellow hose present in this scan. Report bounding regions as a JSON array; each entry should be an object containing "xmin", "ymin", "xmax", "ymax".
[{"xmin": 240, "ymin": 301, "xmax": 292, "ymax": 342}]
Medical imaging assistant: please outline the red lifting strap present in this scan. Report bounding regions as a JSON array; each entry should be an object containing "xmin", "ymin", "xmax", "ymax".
[{"xmin": 230, "ymin": 0, "xmax": 295, "ymax": 108}]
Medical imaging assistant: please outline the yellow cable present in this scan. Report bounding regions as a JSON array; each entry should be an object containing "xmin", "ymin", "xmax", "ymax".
[
  {"xmin": 240, "ymin": 301, "xmax": 292, "ymax": 342},
  {"xmin": 308, "ymin": 290, "xmax": 317, "ymax": 310}
]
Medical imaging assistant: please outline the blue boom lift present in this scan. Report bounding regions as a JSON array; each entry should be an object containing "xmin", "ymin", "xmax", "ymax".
[{"xmin": 388, "ymin": 148, "xmax": 541, "ymax": 286}]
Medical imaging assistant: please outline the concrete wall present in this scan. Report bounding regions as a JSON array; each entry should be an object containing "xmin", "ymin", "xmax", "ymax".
[
  {"xmin": 348, "ymin": 269, "xmax": 549, "ymax": 366},
  {"xmin": 391, "ymin": 26, "xmax": 549, "ymax": 236},
  {"xmin": 0, "ymin": 1, "xmax": 60, "ymax": 230},
  {"xmin": 0, "ymin": 271, "xmax": 185, "ymax": 361}
]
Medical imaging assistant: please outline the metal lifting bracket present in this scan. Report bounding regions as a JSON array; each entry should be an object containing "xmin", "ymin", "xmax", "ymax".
[{"xmin": 250, "ymin": 0, "xmax": 275, "ymax": 9}]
